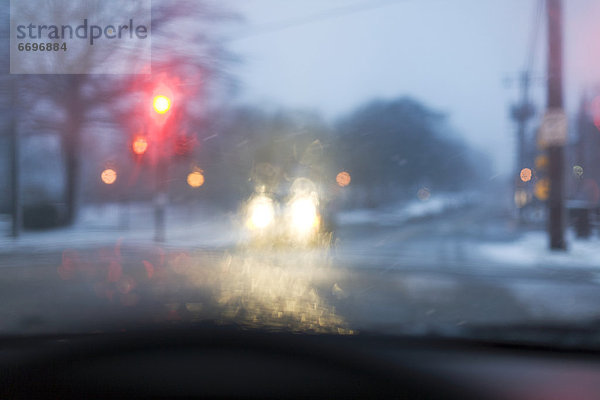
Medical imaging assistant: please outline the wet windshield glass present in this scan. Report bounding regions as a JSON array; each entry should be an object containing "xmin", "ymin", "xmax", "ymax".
[{"xmin": 2, "ymin": 0, "xmax": 600, "ymax": 345}]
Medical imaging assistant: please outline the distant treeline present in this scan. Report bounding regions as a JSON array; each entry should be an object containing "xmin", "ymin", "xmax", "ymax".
[{"xmin": 196, "ymin": 96, "xmax": 490, "ymax": 209}]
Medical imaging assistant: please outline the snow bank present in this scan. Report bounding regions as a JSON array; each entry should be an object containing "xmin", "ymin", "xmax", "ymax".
[
  {"xmin": 476, "ymin": 230, "xmax": 600, "ymax": 269},
  {"xmin": 336, "ymin": 192, "xmax": 478, "ymax": 226},
  {"xmin": 0, "ymin": 203, "xmax": 238, "ymax": 252}
]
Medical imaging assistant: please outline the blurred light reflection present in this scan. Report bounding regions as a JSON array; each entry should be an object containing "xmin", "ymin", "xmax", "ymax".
[
  {"xmin": 176, "ymin": 246, "xmax": 351, "ymax": 334},
  {"xmin": 187, "ymin": 171, "xmax": 205, "ymax": 188},
  {"xmin": 246, "ymin": 195, "xmax": 275, "ymax": 230},
  {"xmin": 101, "ymin": 168, "xmax": 117, "ymax": 185},
  {"xmin": 520, "ymin": 168, "xmax": 532, "ymax": 182},
  {"xmin": 417, "ymin": 187, "xmax": 431, "ymax": 201},
  {"xmin": 336, "ymin": 171, "xmax": 351, "ymax": 187}
]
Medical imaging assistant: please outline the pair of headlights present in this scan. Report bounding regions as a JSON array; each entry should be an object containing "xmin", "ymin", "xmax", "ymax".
[{"xmin": 247, "ymin": 194, "xmax": 320, "ymax": 236}]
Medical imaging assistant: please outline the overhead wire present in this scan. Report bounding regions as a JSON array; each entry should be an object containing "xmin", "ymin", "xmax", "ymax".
[
  {"xmin": 224, "ymin": 0, "xmax": 406, "ymax": 43},
  {"xmin": 525, "ymin": 0, "xmax": 544, "ymax": 74}
]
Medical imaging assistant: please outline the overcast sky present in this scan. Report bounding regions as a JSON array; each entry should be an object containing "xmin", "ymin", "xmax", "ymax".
[{"xmin": 223, "ymin": 0, "xmax": 600, "ymax": 174}]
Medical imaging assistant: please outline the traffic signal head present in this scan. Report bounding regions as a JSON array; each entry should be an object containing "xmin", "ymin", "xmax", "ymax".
[
  {"xmin": 132, "ymin": 136, "xmax": 148, "ymax": 155},
  {"xmin": 153, "ymin": 95, "xmax": 171, "ymax": 114}
]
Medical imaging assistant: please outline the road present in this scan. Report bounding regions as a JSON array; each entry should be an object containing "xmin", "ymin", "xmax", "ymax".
[
  {"xmin": 1, "ymin": 201, "xmax": 600, "ymax": 340},
  {"xmin": 332, "ymin": 202, "xmax": 600, "ymax": 335}
]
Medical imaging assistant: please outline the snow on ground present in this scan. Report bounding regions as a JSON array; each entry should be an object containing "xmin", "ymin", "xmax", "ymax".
[
  {"xmin": 475, "ymin": 230, "xmax": 600, "ymax": 270},
  {"xmin": 0, "ymin": 202, "xmax": 239, "ymax": 253},
  {"xmin": 474, "ymin": 230, "xmax": 600, "ymax": 322},
  {"xmin": 336, "ymin": 192, "xmax": 478, "ymax": 226},
  {"xmin": 0, "ymin": 192, "xmax": 476, "ymax": 253}
]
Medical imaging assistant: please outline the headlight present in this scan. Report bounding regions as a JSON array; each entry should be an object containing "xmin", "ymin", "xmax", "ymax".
[
  {"xmin": 289, "ymin": 196, "xmax": 319, "ymax": 234},
  {"xmin": 247, "ymin": 196, "xmax": 275, "ymax": 230}
]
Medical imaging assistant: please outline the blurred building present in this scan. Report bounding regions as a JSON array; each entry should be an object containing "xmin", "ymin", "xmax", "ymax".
[
  {"xmin": 514, "ymin": 90, "xmax": 600, "ymax": 231},
  {"xmin": 571, "ymin": 92, "xmax": 600, "ymax": 207}
]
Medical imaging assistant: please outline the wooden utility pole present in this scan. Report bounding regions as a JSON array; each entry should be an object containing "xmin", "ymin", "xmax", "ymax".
[
  {"xmin": 514, "ymin": 72, "xmax": 533, "ymax": 172},
  {"xmin": 546, "ymin": 0, "xmax": 566, "ymax": 250}
]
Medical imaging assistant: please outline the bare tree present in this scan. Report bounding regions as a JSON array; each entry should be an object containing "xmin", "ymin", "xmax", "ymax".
[{"xmin": 13, "ymin": 0, "xmax": 237, "ymax": 224}]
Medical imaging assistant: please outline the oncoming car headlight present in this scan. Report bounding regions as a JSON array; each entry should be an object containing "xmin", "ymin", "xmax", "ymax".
[
  {"xmin": 289, "ymin": 196, "xmax": 320, "ymax": 235},
  {"xmin": 247, "ymin": 196, "xmax": 275, "ymax": 230}
]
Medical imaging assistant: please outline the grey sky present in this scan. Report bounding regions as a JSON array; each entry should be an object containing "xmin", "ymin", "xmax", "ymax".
[{"xmin": 225, "ymin": 0, "xmax": 600, "ymax": 174}]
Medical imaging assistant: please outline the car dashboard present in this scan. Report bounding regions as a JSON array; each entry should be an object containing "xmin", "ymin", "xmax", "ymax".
[{"xmin": 2, "ymin": 324, "xmax": 600, "ymax": 399}]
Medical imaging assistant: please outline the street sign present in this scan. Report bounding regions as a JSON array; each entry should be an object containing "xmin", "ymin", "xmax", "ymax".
[{"xmin": 538, "ymin": 109, "xmax": 567, "ymax": 147}]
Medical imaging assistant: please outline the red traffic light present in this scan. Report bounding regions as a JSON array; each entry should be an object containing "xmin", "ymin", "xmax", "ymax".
[
  {"xmin": 132, "ymin": 136, "xmax": 148, "ymax": 155},
  {"xmin": 153, "ymin": 95, "xmax": 171, "ymax": 114}
]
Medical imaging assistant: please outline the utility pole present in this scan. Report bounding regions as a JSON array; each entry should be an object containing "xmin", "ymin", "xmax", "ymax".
[
  {"xmin": 513, "ymin": 72, "xmax": 534, "ymax": 171},
  {"xmin": 151, "ymin": 92, "xmax": 173, "ymax": 243},
  {"xmin": 511, "ymin": 71, "xmax": 535, "ymax": 221},
  {"xmin": 154, "ymin": 157, "xmax": 168, "ymax": 243},
  {"xmin": 545, "ymin": 0, "xmax": 566, "ymax": 250}
]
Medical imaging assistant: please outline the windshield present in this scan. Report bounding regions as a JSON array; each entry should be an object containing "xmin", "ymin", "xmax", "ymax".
[{"xmin": 2, "ymin": 0, "xmax": 600, "ymax": 347}]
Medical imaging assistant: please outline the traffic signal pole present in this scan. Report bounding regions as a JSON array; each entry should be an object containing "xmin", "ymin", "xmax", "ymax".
[
  {"xmin": 546, "ymin": 0, "xmax": 566, "ymax": 250},
  {"xmin": 154, "ymin": 155, "xmax": 168, "ymax": 243},
  {"xmin": 151, "ymin": 93, "xmax": 172, "ymax": 243}
]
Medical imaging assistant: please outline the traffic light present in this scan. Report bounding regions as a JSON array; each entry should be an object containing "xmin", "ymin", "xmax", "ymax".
[
  {"xmin": 153, "ymin": 95, "xmax": 171, "ymax": 114},
  {"xmin": 150, "ymin": 83, "xmax": 174, "ymax": 126},
  {"xmin": 132, "ymin": 136, "xmax": 148, "ymax": 156}
]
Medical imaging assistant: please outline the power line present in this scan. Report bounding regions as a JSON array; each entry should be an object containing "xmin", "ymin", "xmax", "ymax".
[
  {"xmin": 225, "ymin": 0, "xmax": 407, "ymax": 43},
  {"xmin": 525, "ymin": 0, "xmax": 544, "ymax": 73}
]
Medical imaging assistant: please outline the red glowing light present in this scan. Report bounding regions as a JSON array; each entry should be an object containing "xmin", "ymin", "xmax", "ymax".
[
  {"xmin": 590, "ymin": 96, "xmax": 600, "ymax": 130},
  {"xmin": 153, "ymin": 95, "xmax": 171, "ymax": 114},
  {"xmin": 132, "ymin": 136, "xmax": 148, "ymax": 155}
]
